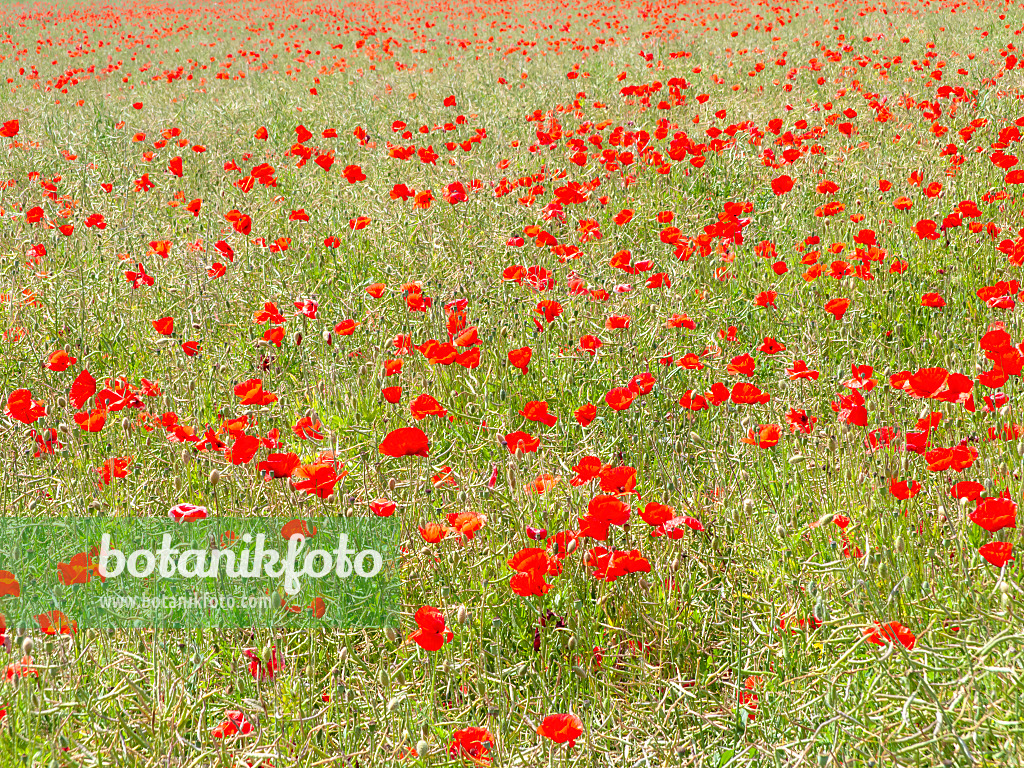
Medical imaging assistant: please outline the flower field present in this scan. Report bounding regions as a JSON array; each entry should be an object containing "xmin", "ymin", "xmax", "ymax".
[{"xmin": 1, "ymin": 0, "xmax": 1024, "ymax": 763}]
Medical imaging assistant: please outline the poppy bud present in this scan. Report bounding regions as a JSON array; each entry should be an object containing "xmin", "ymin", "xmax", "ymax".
[
  {"xmin": 743, "ymin": 498, "xmax": 754, "ymax": 514},
  {"xmin": 293, "ymin": 331, "xmax": 303, "ymax": 346},
  {"xmin": 457, "ymin": 605, "xmax": 469, "ymax": 625},
  {"xmin": 395, "ymin": 669, "xmax": 405, "ymax": 686},
  {"xmin": 209, "ymin": 469, "xmax": 221, "ymax": 486},
  {"xmin": 20, "ymin": 637, "xmax": 33, "ymax": 656},
  {"xmin": 385, "ymin": 627, "xmax": 399, "ymax": 644},
  {"xmin": 56, "ymin": 396, "xmax": 68, "ymax": 409},
  {"xmin": 416, "ymin": 740, "xmax": 429, "ymax": 757},
  {"xmin": 340, "ymin": 646, "xmax": 349, "ymax": 662},
  {"xmin": 386, "ymin": 695, "xmax": 402, "ymax": 713},
  {"xmin": 322, "ymin": 330, "xmax": 332, "ymax": 344},
  {"xmin": 379, "ymin": 669, "xmax": 390, "ymax": 687},
  {"xmin": 388, "ymin": 477, "xmax": 397, "ymax": 491}
]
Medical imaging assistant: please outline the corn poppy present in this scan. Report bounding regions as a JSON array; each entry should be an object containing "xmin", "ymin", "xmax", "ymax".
[
  {"xmin": 379, "ymin": 427, "xmax": 430, "ymax": 457},
  {"xmin": 537, "ymin": 714, "xmax": 583, "ymax": 748}
]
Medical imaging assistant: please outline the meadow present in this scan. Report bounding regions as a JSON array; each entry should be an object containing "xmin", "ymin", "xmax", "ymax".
[{"xmin": 1, "ymin": 0, "xmax": 1023, "ymax": 763}]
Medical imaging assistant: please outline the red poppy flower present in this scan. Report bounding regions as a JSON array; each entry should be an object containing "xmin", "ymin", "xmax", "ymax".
[
  {"xmin": 291, "ymin": 462, "xmax": 341, "ymax": 498},
  {"xmin": 731, "ymin": 382, "xmax": 770, "ymax": 405},
  {"xmin": 95, "ymin": 456, "xmax": 131, "ymax": 487},
  {"xmin": 970, "ymin": 495, "xmax": 1017, "ymax": 533},
  {"xmin": 234, "ymin": 378, "xmax": 278, "ymax": 406},
  {"xmin": 508, "ymin": 347, "xmax": 532, "ymax": 374},
  {"xmin": 409, "ymin": 606, "xmax": 453, "ymax": 651},
  {"xmin": 574, "ymin": 403, "xmax": 597, "ymax": 426},
  {"xmin": 537, "ymin": 714, "xmax": 583, "ymax": 748},
  {"xmin": 169, "ymin": 503, "xmax": 208, "ymax": 523},
  {"xmin": 36, "ymin": 610, "xmax": 77, "ymax": 636},
  {"xmin": 520, "ymin": 401, "xmax": 557, "ymax": 427},
  {"xmin": 74, "ymin": 409, "xmax": 107, "ymax": 432},
  {"xmin": 505, "ymin": 430, "xmax": 540, "ymax": 454},
  {"xmin": 211, "ymin": 710, "xmax": 253, "ymax": 738},
  {"xmin": 410, "ymin": 394, "xmax": 447, "ymax": 420},
  {"xmin": 864, "ymin": 621, "xmax": 916, "ymax": 650},
  {"xmin": 449, "ymin": 726, "xmax": 494, "ymax": 763},
  {"xmin": 369, "ymin": 498, "xmax": 396, "ymax": 517},
  {"xmin": 5, "ymin": 389, "xmax": 46, "ymax": 425},
  {"xmin": 770, "ymin": 174, "xmax": 794, "ymax": 195},
  {"xmin": 979, "ymin": 541, "xmax": 1014, "ymax": 567},
  {"xmin": 741, "ymin": 423, "xmax": 780, "ymax": 448},
  {"xmin": 640, "ymin": 502, "xmax": 674, "ymax": 526},
  {"xmin": 824, "ymin": 297, "xmax": 850, "ymax": 320},
  {"xmin": 889, "ymin": 478, "xmax": 922, "ymax": 500},
  {"xmin": 925, "ymin": 444, "xmax": 978, "ymax": 473},
  {"xmin": 379, "ymin": 427, "xmax": 430, "ymax": 457},
  {"xmin": 45, "ymin": 349, "xmax": 77, "ymax": 371},
  {"xmin": 787, "ymin": 360, "xmax": 819, "ymax": 380},
  {"xmin": 605, "ymin": 387, "xmax": 635, "ymax": 411},
  {"xmin": 257, "ymin": 452, "xmax": 300, "ymax": 479},
  {"xmin": 226, "ymin": 434, "xmax": 260, "ymax": 465}
]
